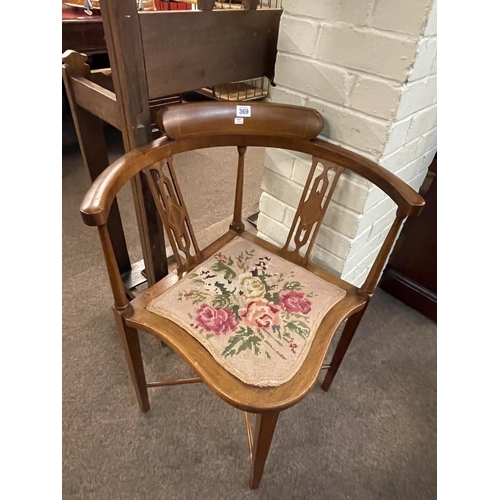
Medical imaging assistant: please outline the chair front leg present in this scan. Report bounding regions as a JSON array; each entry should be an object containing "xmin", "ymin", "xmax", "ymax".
[
  {"xmin": 113, "ymin": 309, "xmax": 150, "ymax": 412},
  {"xmin": 249, "ymin": 411, "xmax": 280, "ymax": 489},
  {"xmin": 321, "ymin": 306, "xmax": 367, "ymax": 392}
]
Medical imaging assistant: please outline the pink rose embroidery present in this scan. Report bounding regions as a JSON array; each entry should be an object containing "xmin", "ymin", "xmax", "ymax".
[
  {"xmin": 215, "ymin": 253, "xmax": 228, "ymax": 264},
  {"xmin": 240, "ymin": 301, "xmax": 281, "ymax": 329},
  {"xmin": 194, "ymin": 304, "xmax": 238, "ymax": 335},
  {"xmin": 279, "ymin": 290, "xmax": 312, "ymax": 315}
]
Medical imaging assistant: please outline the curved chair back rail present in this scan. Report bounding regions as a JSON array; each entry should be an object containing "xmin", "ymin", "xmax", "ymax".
[
  {"xmin": 157, "ymin": 101, "xmax": 324, "ymax": 140},
  {"xmin": 81, "ymin": 134, "xmax": 424, "ymax": 228}
]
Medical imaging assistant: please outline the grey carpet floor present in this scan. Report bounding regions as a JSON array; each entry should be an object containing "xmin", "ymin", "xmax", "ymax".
[{"xmin": 62, "ymin": 136, "xmax": 436, "ymax": 500}]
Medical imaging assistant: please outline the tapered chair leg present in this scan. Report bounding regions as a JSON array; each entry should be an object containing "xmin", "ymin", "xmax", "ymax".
[
  {"xmin": 321, "ymin": 307, "xmax": 367, "ymax": 393},
  {"xmin": 113, "ymin": 309, "xmax": 150, "ymax": 412},
  {"xmin": 249, "ymin": 411, "xmax": 280, "ymax": 489}
]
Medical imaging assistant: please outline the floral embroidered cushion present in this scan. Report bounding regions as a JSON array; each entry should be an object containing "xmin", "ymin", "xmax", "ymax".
[{"xmin": 147, "ymin": 237, "xmax": 347, "ymax": 387}]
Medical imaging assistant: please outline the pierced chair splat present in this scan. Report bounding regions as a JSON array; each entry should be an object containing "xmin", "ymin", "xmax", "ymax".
[{"xmin": 80, "ymin": 101, "xmax": 425, "ymax": 489}]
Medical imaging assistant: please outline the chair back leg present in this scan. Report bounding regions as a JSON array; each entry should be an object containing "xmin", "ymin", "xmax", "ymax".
[
  {"xmin": 321, "ymin": 307, "xmax": 367, "ymax": 392},
  {"xmin": 249, "ymin": 411, "xmax": 280, "ymax": 489},
  {"xmin": 114, "ymin": 309, "xmax": 150, "ymax": 412}
]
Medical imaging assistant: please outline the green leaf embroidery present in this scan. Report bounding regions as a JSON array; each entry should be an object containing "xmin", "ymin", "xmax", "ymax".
[
  {"xmin": 222, "ymin": 327, "xmax": 262, "ymax": 357},
  {"xmin": 190, "ymin": 290, "xmax": 210, "ymax": 305},
  {"xmin": 264, "ymin": 340, "xmax": 287, "ymax": 359},
  {"xmin": 212, "ymin": 261, "xmax": 237, "ymax": 280},
  {"xmin": 264, "ymin": 291, "xmax": 280, "ymax": 304},
  {"xmin": 284, "ymin": 280, "xmax": 302, "ymax": 290},
  {"xmin": 231, "ymin": 304, "xmax": 241, "ymax": 320},
  {"xmin": 285, "ymin": 321, "xmax": 310, "ymax": 340},
  {"xmin": 212, "ymin": 294, "xmax": 230, "ymax": 308},
  {"xmin": 272, "ymin": 324, "xmax": 282, "ymax": 339}
]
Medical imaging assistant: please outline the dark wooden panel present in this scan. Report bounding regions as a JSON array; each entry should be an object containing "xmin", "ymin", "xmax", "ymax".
[
  {"xmin": 139, "ymin": 9, "xmax": 282, "ymax": 99},
  {"xmin": 62, "ymin": 19, "xmax": 107, "ymax": 55},
  {"xmin": 379, "ymin": 269, "xmax": 436, "ymax": 322},
  {"xmin": 380, "ymin": 155, "xmax": 437, "ymax": 321}
]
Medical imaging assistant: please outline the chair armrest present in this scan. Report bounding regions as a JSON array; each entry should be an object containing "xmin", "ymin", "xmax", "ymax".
[{"xmin": 80, "ymin": 137, "xmax": 171, "ymax": 226}]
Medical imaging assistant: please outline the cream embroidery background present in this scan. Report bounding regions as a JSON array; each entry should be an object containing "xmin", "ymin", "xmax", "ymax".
[{"xmin": 147, "ymin": 237, "xmax": 346, "ymax": 386}]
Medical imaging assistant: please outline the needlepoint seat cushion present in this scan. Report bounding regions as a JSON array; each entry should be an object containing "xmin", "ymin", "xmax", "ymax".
[{"xmin": 147, "ymin": 237, "xmax": 346, "ymax": 387}]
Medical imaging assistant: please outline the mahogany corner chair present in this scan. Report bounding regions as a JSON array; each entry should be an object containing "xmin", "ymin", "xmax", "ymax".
[{"xmin": 80, "ymin": 101, "xmax": 425, "ymax": 489}]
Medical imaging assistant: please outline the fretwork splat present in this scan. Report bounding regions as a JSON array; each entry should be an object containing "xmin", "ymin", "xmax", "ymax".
[
  {"xmin": 280, "ymin": 157, "xmax": 345, "ymax": 265},
  {"xmin": 144, "ymin": 157, "xmax": 201, "ymax": 274}
]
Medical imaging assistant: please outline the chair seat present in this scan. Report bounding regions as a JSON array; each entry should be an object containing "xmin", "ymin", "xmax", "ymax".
[
  {"xmin": 147, "ymin": 236, "xmax": 346, "ymax": 387},
  {"xmin": 126, "ymin": 232, "xmax": 366, "ymax": 411}
]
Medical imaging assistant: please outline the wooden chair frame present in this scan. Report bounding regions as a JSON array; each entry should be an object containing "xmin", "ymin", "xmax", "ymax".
[{"xmin": 80, "ymin": 101, "xmax": 425, "ymax": 489}]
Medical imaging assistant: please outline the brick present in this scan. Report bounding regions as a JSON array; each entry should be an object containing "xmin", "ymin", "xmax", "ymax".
[
  {"xmin": 342, "ymin": 224, "xmax": 391, "ymax": 276},
  {"xmin": 342, "ymin": 168, "xmax": 372, "ymax": 188},
  {"xmin": 430, "ymin": 51, "xmax": 437, "ymax": 75},
  {"xmin": 380, "ymin": 135, "xmax": 421, "ymax": 172},
  {"xmin": 322, "ymin": 202, "xmax": 363, "ymax": 239},
  {"xmin": 259, "ymin": 192, "xmax": 286, "ymax": 223},
  {"xmin": 307, "ymin": 98, "xmax": 391, "ymax": 156},
  {"xmin": 394, "ymin": 151, "xmax": 433, "ymax": 183},
  {"xmin": 342, "ymin": 245, "xmax": 380, "ymax": 282},
  {"xmin": 371, "ymin": 0, "xmax": 433, "ymax": 36},
  {"xmin": 415, "ymin": 127, "xmax": 437, "ymax": 157},
  {"xmin": 409, "ymin": 36, "xmax": 438, "ymax": 81},
  {"xmin": 256, "ymin": 213, "xmax": 289, "ymax": 246},
  {"xmin": 349, "ymin": 74, "xmax": 402, "ymax": 119},
  {"xmin": 347, "ymin": 226, "xmax": 371, "ymax": 259},
  {"xmin": 333, "ymin": 176, "xmax": 370, "ymax": 212},
  {"xmin": 424, "ymin": 0, "xmax": 437, "ymax": 36},
  {"xmin": 277, "ymin": 15, "xmax": 319, "ymax": 57},
  {"xmin": 405, "ymin": 105, "xmax": 437, "ymax": 142},
  {"xmin": 256, "ymin": 231, "xmax": 280, "ymax": 247},
  {"xmin": 282, "ymin": 0, "xmax": 338, "ymax": 20},
  {"xmin": 396, "ymin": 75, "xmax": 437, "ymax": 120},
  {"xmin": 264, "ymin": 148, "xmax": 295, "ymax": 178},
  {"xmin": 359, "ymin": 195, "xmax": 395, "ymax": 231},
  {"xmin": 283, "ymin": 205, "xmax": 297, "ymax": 228},
  {"xmin": 275, "ymin": 54, "xmax": 346, "ymax": 106},
  {"xmin": 408, "ymin": 168, "xmax": 429, "ymax": 192},
  {"xmin": 316, "ymin": 25, "xmax": 418, "ymax": 82},
  {"xmin": 291, "ymin": 157, "xmax": 315, "ymax": 185},
  {"xmin": 261, "ymin": 169, "xmax": 303, "ymax": 207},
  {"xmin": 309, "ymin": 245, "xmax": 345, "ymax": 276},
  {"xmin": 285, "ymin": 0, "xmax": 370, "ymax": 26},
  {"xmin": 363, "ymin": 185, "xmax": 387, "ymax": 211},
  {"xmin": 269, "ymin": 86, "xmax": 304, "ymax": 107},
  {"xmin": 336, "ymin": 0, "xmax": 372, "ymax": 25},
  {"xmin": 350, "ymin": 267, "xmax": 370, "ymax": 288},
  {"xmin": 369, "ymin": 206, "xmax": 397, "ymax": 240},
  {"xmin": 315, "ymin": 225, "xmax": 353, "ymax": 260},
  {"xmin": 383, "ymin": 116, "xmax": 412, "ymax": 155}
]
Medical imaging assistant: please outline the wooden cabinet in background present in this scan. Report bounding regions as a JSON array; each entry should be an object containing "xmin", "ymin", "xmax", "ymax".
[{"xmin": 380, "ymin": 154, "xmax": 437, "ymax": 322}]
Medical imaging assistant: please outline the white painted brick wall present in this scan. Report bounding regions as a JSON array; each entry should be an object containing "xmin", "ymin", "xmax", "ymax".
[{"xmin": 258, "ymin": 0, "xmax": 437, "ymax": 287}]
